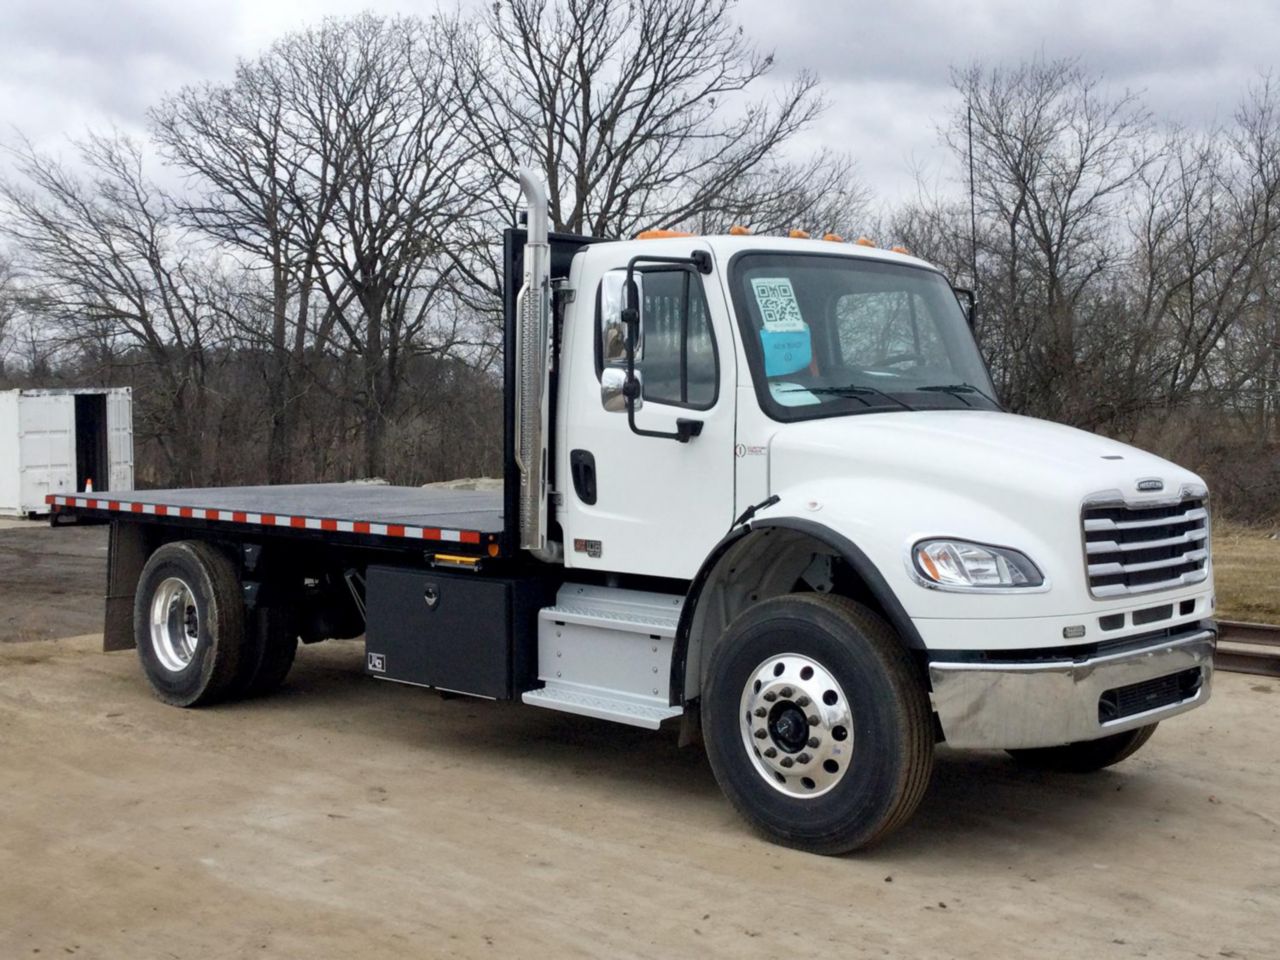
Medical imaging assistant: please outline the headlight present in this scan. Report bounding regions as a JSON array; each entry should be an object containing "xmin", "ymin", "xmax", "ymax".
[{"xmin": 912, "ymin": 539, "xmax": 1044, "ymax": 589}]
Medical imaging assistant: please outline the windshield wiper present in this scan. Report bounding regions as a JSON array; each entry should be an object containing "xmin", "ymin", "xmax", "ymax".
[
  {"xmin": 916, "ymin": 383, "xmax": 1000, "ymax": 408},
  {"xmin": 802, "ymin": 384, "xmax": 915, "ymax": 411}
]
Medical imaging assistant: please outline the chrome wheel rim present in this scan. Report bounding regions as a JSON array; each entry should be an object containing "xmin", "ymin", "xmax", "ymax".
[
  {"xmin": 739, "ymin": 653, "xmax": 854, "ymax": 798},
  {"xmin": 150, "ymin": 577, "xmax": 199, "ymax": 672}
]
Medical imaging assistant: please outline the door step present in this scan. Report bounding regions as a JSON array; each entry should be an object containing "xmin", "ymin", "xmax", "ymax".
[
  {"xmin": 522, "ymin": 684, "xmax": 681, "ymax": 729},
  {"xmin": 521, "ymin": 584, "xmax": 685, "ymax": 729}
]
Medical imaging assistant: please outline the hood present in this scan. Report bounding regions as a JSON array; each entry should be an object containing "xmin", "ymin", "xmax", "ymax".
[{"xmin": 767, "ymin": 410, "xmax": 1204, "ymax": 506}]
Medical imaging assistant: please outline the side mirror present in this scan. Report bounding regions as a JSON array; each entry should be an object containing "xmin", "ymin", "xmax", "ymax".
[
  {"xmin": 601, "ymin": 367, "xmax": 643, "ymax": 412},
  {"xmin": 953, "ymin": 286, "xmax": 976, "ymax": 329},
  {"xmin": 601, "ymin": 268, "xmax": 643, "ymax": 366}
]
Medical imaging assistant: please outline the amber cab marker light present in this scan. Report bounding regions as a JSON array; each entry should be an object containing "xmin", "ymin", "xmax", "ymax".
[
  {"xmin": 855, "ymin": 236, "xmax": 876, "ymax": 247},
  {"xmin": 823, "ymin": 232, "xmax": 844, "ymax": 242},
  {"xmin": 890, "ymin": 244, "xmax": 910, "ymax": 255},
  {"xmin": 635, "ymin": 228, "xmax": 694, "ymax": 239},
  {"xmin": 788, "ymin": 228, "xmax": 810, "ymax": 239},
  {"xmin": 729, "ymin": 224, "xmax": 751, "ymax": 236}
]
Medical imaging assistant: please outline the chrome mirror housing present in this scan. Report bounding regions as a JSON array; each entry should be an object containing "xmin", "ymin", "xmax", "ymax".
[
  {"xmin": 600, "ymin": 268, "xmax": 643, "ymax": 366},
  {"xmin": 601, "ymin": 367, "xmax": 643, "ymax": 412}
]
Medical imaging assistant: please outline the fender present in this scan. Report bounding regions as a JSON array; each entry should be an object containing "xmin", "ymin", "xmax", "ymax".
[
  {"xmin": 670, "ymin": 516, "xmax": 924, "ymax": 707},
  {"xmin": 669, "ymin": 524, "xmax": 751, "ymax": 706}
]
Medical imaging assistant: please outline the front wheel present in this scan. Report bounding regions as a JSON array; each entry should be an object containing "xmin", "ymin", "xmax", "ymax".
[
  {"xmin": 702, "ymin": 594, "xmax": 934, "ymax": 855},
  {"xmin": 1007, "ymin": 723, "xmax": 1158, "ymax": 773}
]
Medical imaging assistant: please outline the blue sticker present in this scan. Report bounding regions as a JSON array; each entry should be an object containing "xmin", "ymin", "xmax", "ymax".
[{"xmin": 760, "ymin": 328, "xmax": 812, "ymax": 376}]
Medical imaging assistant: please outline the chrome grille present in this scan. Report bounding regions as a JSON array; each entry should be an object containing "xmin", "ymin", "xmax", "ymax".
[{"xmin": 1082, "ymin": 496, "xmax": 1209, "ymax": 598}]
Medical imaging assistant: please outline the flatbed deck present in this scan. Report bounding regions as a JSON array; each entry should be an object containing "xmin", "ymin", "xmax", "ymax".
[{"xmin": 47, "ymin": 484, "xmax": 505, "ymax": 554}]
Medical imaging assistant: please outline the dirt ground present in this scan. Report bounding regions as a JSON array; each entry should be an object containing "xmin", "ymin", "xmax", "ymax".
[
  {"xmin": 0, "ymin": 522, "xmax": 1277, "ymax": 959},
  {"xmin": 0, "ymin": 518, "xmax": 108, "ymax": 642}
]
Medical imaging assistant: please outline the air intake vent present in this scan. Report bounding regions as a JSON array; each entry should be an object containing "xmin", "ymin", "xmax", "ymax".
[
  {"xmin": 1082, "ymin": 496, "xmax": 1209, "ymax": 598},
  {"xmin": 1098, "ymin": 667, "xmax": 1202, "ymax": 723}
]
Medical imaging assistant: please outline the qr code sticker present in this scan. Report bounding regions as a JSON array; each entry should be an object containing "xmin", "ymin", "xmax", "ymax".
[{"xmin": 750, "ymin": 277, "xmax": 806, "ymax": 331}]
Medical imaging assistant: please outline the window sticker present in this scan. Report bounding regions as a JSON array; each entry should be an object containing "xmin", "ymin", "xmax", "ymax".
[{"xmin": 751, "ymin": 277, "xmax": 811, "ymax": 377}]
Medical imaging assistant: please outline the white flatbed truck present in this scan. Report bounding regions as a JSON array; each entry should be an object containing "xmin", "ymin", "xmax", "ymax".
[{"xmin": 50, "ymin": 171, "xmax": 1217, "ymax": 853}]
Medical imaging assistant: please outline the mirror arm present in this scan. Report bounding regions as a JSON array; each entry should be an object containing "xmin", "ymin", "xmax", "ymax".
[
  {"xmin": 953, "ymin": 286, "xmax": 977, "ymax": 330},
  {"xmin": 620, "ymin": 251, "xmax": 710, "ymax": 443}
]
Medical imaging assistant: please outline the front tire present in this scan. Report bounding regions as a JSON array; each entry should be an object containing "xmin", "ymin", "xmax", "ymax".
[
  {"xmin": 702, "ymin": 594, "xmax": 934, "ymax": 854},
  {"xmin": 1007, "ymin": 723, "xmax": 1158, "ymax": 772},
  {"xmin": 134, "ymin": 541, "xmax": 245, "ymax": 707}
]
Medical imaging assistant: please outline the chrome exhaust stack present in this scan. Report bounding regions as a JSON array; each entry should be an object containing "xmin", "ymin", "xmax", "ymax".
[{"xmin": 514, "ymin": 169, "xmax": 558, "ymax": 561}]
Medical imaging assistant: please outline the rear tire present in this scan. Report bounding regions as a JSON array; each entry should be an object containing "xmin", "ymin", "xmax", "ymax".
[
  {"xmin": 702, "ymin": 594, "xmax": 934, "ymax": 855},
  {"xmin": 134, "ymin": 541, "xmax": 245, "ymax": 707},
  {"xmin": 234, "ymin": 605, "xmax": 299, "ymax": 698},
  {"xmin": 1007, "ymin": 723, "xmax": 1158, "ymax": 773}
]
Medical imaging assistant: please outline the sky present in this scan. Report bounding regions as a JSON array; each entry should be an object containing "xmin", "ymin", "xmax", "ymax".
[{"xmin": 1, "ymin": 0, "xmax": 1276, "ymax": 211}]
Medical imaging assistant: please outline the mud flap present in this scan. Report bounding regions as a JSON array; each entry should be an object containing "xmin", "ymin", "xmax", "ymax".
[{"xmin": 103, "ymin": 521, "xmax": 149, "ymax": 651}]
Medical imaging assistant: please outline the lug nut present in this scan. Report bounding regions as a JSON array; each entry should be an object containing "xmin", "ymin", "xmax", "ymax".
[
  {"xmin": 763, "ymin": 747, "xmax": 777, "ymax": 758},
  {"xmin": 763, "ymin": 691, "xmax": 778, "ymax": 702},
  {"xmin": 797, "ymin": 753, "xmax": 811, "ymax": 764},
  {"xmin": 807, "ymin": 714, "xmax": 820, "ymax": 726},
  {"xmin": 754, "ymin": 729, "xmax": 768, "ymax": 740},
  {"xmin": 796, "ymin": 695, "xmax": 811, "ymax": 707},
  {"xmin": 780, "ymin": 686, "xmax": 794, "ymax": 698},
  {"xmin": 754, "ymin": 707, "xmax": 767, "ymax": 718},
  {"xmin": 807, "ymin": 736, "xmax": 820, "ymax": 749},
  {"xmin": 780, "ymin": 757, "xmax": 795, "ymax": 768}
]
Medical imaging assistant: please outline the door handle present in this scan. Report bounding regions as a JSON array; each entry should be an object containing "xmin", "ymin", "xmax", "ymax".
[{"xmin": 569, "ymin": 449, "xmax": 597, "ymax": 505}]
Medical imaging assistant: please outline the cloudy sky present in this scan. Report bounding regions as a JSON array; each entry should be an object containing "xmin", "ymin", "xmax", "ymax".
[{"xmin": 1, "ymin": 0, "xmax": 1276, "ymax": 209}]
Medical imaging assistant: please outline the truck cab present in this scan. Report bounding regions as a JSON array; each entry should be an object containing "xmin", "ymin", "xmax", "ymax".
[{"xmin": 510, "ymin": 171, "xmax": 1213, "ymax": 848}]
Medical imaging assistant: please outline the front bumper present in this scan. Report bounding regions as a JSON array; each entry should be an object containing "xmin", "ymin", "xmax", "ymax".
[{"xmin": 928, "ymin": 625, "xmax": 1215, "ymax": 749}]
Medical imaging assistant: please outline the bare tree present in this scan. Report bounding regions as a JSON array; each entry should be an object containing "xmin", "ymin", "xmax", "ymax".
[
  {"xmin": 154, "ymin": 15, "xmax": 489, "ymax": 479},
  {"xmin": 292, "ymin": 15, "xmax": 486, "ymax": 477},
  {"xmin": 947, "ymin": 56, "xmax": 1153, "ymax": 422},
  {"xmin": 451, "ymin": 0, "xmax": 850, "ymax": 238},
  {"xmin": 0, "ymin": 133, "xmax": 227, "ymax": 483},
  {"xmin": 0, "ymin": 254, "xmax": 15, "ymax": 376},
  {"xmin": 151, "ymin": 48, "xmax": 339, "ymax": 483}
]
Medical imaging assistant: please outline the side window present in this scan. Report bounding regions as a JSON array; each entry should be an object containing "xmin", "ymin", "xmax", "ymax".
[
  {"xmin": 599, "ymin": 268, "xmax": 718, "ymax": 409},
  {"xmin": 834, "ymin": 291, "xmax": 949, "ymax": 369}
]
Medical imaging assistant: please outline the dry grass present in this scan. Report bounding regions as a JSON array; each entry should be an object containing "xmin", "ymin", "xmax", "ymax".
[{"xmin": 1212, "ymin": 521, "xmax": 1280, "ymax": 624}]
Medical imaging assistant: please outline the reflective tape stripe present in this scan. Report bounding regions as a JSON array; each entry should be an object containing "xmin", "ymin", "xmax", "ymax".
[{"xmin": 47, "ymin": 496, "xmax": 487, "ymax": 545}]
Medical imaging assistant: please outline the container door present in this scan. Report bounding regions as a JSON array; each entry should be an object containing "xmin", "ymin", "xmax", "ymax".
[
  {"xmin": 19, "ymin": 394, "xmax": 75, "ymax": 512},
  {"xmin": 106, "ymin": 390, "xmax": 134, "ymax": 492}
]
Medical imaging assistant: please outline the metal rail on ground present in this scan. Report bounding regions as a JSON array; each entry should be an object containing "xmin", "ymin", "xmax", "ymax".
[{"xmin": 1215, "ymin": 620, "xmax": 1280, "ymax": 678}]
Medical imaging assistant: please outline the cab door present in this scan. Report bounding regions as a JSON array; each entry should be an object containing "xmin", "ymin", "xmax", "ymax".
[{"xmin": 559, "ymin": 246, "xmax": 736, "ymax": 580}]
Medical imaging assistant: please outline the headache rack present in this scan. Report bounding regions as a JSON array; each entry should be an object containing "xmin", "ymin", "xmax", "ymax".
[{"xmin": 1082, "ymin": 491, "xmax": 1210, "ymax": 599}]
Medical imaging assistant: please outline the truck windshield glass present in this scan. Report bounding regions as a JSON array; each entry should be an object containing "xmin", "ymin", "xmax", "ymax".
[{"xmin": 730, "ymin": 253, "xmax": 998, "ymax": 420}]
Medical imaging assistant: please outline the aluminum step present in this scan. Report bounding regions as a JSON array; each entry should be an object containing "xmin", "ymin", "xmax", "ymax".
[
  {"xmin": 539, "ymin": 582, "xmax": 683, "ymax": 636},
  {"xmin": 521, "ymin": 584, "xmax": 685, "ymax": 729},
  {"xmin": 522, "ymin": 683, "xmax": 681, "ymax": 729}
]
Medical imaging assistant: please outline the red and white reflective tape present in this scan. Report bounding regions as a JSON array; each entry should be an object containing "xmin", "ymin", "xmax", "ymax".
[{"xmin": 45, "ymin": 494, "xmax": 484, "ymax": 545}]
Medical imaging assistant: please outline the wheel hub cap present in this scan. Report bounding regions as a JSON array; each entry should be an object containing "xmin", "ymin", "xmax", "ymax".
[
  {"xmin": 740, "ymin": 653, "xmax": 854, "ymax": 798},
  {"xmin": 150, "ymin": 577, "xmax": 199, "ymax": 673}
]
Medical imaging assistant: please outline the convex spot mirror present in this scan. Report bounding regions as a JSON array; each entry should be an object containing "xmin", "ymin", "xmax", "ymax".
[{"xmin": 601, "ymin": 367, "xmax": 643, "ymax": 412}]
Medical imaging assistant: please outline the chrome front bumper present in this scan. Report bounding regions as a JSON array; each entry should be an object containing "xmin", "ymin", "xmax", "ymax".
[{"xmin": 929, "ymin": 626, "xmax": 1215, "ymax": 749}]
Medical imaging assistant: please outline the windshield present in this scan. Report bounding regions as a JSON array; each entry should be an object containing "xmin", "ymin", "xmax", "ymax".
[{"xmin": 729, "ymin": 253, "xmax": 998, "ymax": 420}]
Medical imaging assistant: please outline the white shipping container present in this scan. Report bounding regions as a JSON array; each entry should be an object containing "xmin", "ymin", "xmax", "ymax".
[{"xmin": 0, "ymin": 387, "xmax": 134, "ymax": 516}]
